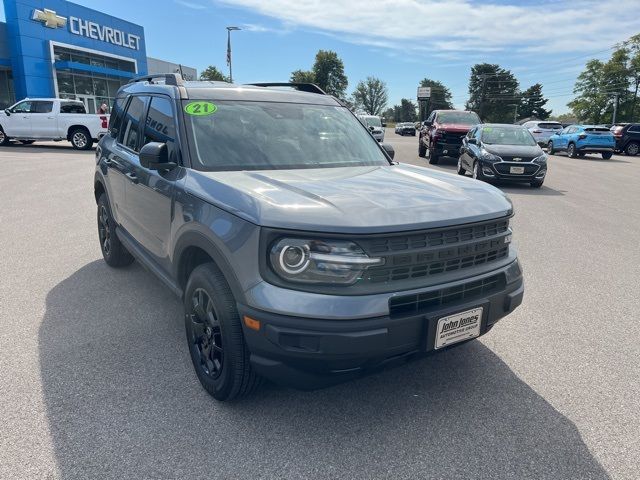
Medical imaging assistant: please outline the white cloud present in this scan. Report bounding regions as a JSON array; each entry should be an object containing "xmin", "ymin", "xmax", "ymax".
[
  {"xmin": 214, "ymin": 0, "xmax": 639, "ymax": 55},
  {"xmin": 175, "ymin": 0, "xmax": 207, "ymax": 9}
]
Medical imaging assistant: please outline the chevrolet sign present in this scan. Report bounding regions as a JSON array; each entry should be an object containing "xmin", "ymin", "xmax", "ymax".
[
  {"xmin": 32, "ymin": 8, "xmax": 141, "ymax": 50},
  {"xmin": 32, "ymin": 8, "xmax": 66, "ymax": 29}
]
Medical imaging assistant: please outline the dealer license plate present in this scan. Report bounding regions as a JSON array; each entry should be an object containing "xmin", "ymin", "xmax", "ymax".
[
  {"xmin": 510, "ymin": 166, "xmax": 525, "ymax": 174},
  {"xmin": 434, "ymin": 307, "xmax": 483, "ymax": 349}
]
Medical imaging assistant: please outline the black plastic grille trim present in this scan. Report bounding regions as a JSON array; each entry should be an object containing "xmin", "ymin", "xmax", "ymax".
[
  {"xmin": 389, "ymin": 274, "xmax": 505, "ymax": 317},
  {"xmin": 366, "ymin": 247, "xmax": 509, "ymax": 283}
]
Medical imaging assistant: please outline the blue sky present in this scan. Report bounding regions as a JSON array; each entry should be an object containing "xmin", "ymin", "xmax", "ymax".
[{"xmin": 3, "ymin": 0, "xmax": 639, "ymax": 114}]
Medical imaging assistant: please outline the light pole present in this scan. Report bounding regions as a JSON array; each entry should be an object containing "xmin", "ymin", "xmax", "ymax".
[
  {"xmin": 508, "ymin": 103, "xmax": 519, "ymax": 124},
  {"xmin": 226, "ymin": 26, "xmax": 241, "ymax": 83}
]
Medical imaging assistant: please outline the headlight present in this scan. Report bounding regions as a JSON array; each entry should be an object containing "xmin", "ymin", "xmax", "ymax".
[
  {"xmin": 481, "ymin": 149, "xmax": 502, "ymax": 162},
  {"xmin": 533, "ymin": 154, "xmax": 547, "ymax": 163},
  {"xmin": 269, "ymin": 238, "xmax": 384, "ymax": 285}
]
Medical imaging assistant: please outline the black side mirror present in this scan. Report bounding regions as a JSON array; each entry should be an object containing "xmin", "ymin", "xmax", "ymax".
[
  {"xmin": 368, "ymin": 125, "xmax": 374, "ymax": 131},
  {"xmin": 382, "ymin": 122, "xmax": 387, "ymax": 128},
  {"xmin": 423, "ymin": 121, "xmax": 432, "ymax": 127},
  {"xmin": 4, "ymin": 108, "xmax": 10, "ymax": 116},
  {"xmin": 467, "ymin": 138, "xmax": 477, "ymax": 145},
  {"xmin": 381, "ymin": 143, "xmax": 395, "ymax": 160},
  {"xmin": 139, "ymin": 142, "xmax": 176, "ymax": 170}
]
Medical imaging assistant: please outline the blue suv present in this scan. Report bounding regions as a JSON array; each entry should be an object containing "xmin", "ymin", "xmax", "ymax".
[
  {"xmin": 547, "ymin": 125, "xmax": 615, "ymax": 159},
  {"xmin": 94, "ymin": 74, "xmax": 523, "ymax": 401}
]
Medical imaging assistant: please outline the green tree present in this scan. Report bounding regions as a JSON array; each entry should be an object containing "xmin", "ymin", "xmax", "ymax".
[
  {"xmin": 519, "ymin": 83, "xmax": 551, "ymax": 120},
  {"xmin": 399, "ymin": 98, "xmax": 418, "ymax": 122},
  {"xmin": 289, "ymin": 69, "xmax": 316, "ymax": 84},
  {"xmin": 312, "ymin": 50, "xmax": 348, "ymax": 98},
  {"xmin": 625, "ymin": 34, "xmax": 640, "ymax": 121},
  {"xmin": 466, "ymin": 63, "xmax": 519, "ymax": 122},
  {"xmin": 199, "ymin": 65, "xmax": 229, "ymax": 82},
  {"xmin": 352, "ymin": 76, "xmax": 388, "ymax": 116},
  {"xmin": 419, "ymin": 78, "xmax": 454, "ymax": 115}
]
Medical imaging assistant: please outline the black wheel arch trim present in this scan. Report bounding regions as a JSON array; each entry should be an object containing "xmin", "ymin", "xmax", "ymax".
[{"xmin": 172, "ymin": 230, "xmax": 246, "ymax": 304}]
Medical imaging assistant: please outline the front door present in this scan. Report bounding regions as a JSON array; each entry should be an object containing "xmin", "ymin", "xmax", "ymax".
[
  {"xmin": 77, "ymin": 95, "xmax": 97, "ymax": 114},
  {"xmin": 4, "ymin": 100, "xmax": 33, "ymax": 137}
]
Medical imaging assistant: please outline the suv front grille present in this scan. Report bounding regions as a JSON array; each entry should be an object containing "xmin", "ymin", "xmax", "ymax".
[
  {"xmin": 389, "ymin": 274, "xmax": 505, "ymax": 317},
  {"xmin": 366, "ymin": 246, "xmax": 508, "ymax": 283},
  {"xmin": 440, "ymin": 132, "xmax": 466, "ymax": 144}
]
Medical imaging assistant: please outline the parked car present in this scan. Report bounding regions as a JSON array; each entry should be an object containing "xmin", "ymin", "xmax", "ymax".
[
  {"xmin": 0, "ymin": 98, "xmax": 109, "ymax": 150},
  {"xmin": 357, "ymin": 114, "xmax": 385, "ymax": 142},
  {"xmin": 522, "ymin": 120, "xmax": 563, "ymax": 146},
  {"xmin": 458, "ymin": 124, "xmax": 547, "ymax": 188},
  {"xmin": 397, "ymin": 122, "xmax": 416, "ymax": 136},
  {"xmin": 547, "ymin": 125, "xmax": 615, "ymax": 159},
  {"xmin": 94, "ymin": 74, "xmax": 523, "ymax": 401},
  {"xmin": 611, "ymin": 123, "xmax": 640, "ymax": 155},
  {"xmin": 419, "ymin": 109, "xmax": 480, "ymax": 164},
  {"xmin": 394, "ymin": 122, "xmax": 405, "ymax": 134}
]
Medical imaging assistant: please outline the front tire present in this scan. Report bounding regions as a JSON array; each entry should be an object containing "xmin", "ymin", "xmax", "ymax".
[
  {"xmin": 567, "ymin": 143, "xmax": 578, "ymax": 158},
  {"xmin": 530, "ymin": 179, "xmax": 544, "ymax": 188},
  {"xmin": 0, "ymin": 127, "xmax": 10, "ymax": 146},
  {"xmin": 602, "ymin": 151, "xmax": 613, "ymax": 160},
  {"xmin": 547, "ymin": 141, "xmax": 555, "ymax": 154},
  {"xmin": 457, "ymin": 157, "xmax": 466, "ymax": 175},
  {"xmin": 418, "ymin": 139, "xmax": 427, "ymax": 157},
  {"xmin": 427, "ymin": 142, "xmax": 440, "ymax": 165},
  {"xmin": 185, "ymin": 263, "xmax": 261, "ymax": 401},
  {"xmin": 472, "ymin": 162, "xmax": 485, "ymax": 182},
  {"xmin": 70, "ymin": 128, "xmax": 93, "ymax": 150},
  {"xmin": 97, "ymin": 193, "xmax": 134, "ymax": 267},
  {"xmin": 624, "ymin": 142, "xmax": 639, "ymax": 156}
]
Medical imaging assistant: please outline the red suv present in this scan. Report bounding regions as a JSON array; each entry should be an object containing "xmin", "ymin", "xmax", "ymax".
[{"xmin": 419, "ymin": 110, "xmax": 481, "ymax": 164}]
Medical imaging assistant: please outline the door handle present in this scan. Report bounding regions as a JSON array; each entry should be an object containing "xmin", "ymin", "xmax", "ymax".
[
  {"xmin": 47, "ymin": 116, "xmax": 54, "ymax": 119},
  {"xmin": 125, "ymin": 172, "xmax": 138, "ymax": 184}
]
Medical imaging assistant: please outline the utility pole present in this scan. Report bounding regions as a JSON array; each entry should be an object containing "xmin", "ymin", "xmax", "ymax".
[
  {"xmin": 612, "ymin": 93, "xmax": 619, "ymax": 125},
  {"xmin": 226, "ymin": 26, "xmax": 241, "ymax": 83},
  {"xmin": 478, "ymin": 74, "xmax": 487, "ymax": 121},
  {"xmin": 508, "ymin": 103, "xmax": 518, "ymax": 123}
]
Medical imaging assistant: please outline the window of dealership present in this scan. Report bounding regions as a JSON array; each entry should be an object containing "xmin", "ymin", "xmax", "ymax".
[{"xmin": 0, "ymin": 0, "xmax": 196, "ymax": 110}]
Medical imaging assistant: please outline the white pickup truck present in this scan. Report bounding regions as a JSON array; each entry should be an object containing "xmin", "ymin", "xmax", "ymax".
[{"xmin": 0, "ymin": 98, "xmax": 109, "ymax": 150}]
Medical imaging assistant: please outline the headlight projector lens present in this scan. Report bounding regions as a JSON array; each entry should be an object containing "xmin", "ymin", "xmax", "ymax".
[{"xmin": 279, "ymin": 245, "xmax": 309, "ymax": 274}]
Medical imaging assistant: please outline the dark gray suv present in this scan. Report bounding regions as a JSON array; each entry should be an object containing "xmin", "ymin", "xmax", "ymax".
[{"xmin": 94, "ymin": 74, "xmax": 523, "ymax": 401}]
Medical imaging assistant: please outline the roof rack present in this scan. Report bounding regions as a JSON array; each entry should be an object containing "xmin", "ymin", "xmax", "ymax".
[
  {"xmin": 128, "ymin": 73, "xmax": 184, "ymax": 86},
  {"xmin": 246, "ymin": 82, "xmax": 326, "ymax": 95}
]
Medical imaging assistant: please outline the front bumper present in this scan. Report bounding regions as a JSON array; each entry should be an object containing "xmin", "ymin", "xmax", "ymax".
[
  {"xmin": 482, "ymin": 161, "xmax": 546, "ymax": 182},
  {"xmin": 239, "ymin": 259, "xmax": 524, "ymax": 390},
  {"xmin": 432, "ymin": 141, "xmax": 463, "ymax": 157}
]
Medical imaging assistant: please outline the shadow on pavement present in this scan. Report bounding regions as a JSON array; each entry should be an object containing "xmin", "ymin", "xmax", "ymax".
[
  {"xmin": 39, "ymin": 260, "xmax": 610, "ymax": 479},
  {"xmin": 0, "ymin": 142, "xmax": 94, "ymax": 153}
]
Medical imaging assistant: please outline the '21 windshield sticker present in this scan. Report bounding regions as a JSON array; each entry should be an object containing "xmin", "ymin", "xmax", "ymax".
[{"xmin": 184, "ymin": 101, "xmax": 217, "ymax": 116}]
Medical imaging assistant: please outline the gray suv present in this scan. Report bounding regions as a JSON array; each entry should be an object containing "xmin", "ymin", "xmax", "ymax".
[{"xmin": 94, "ymin": 74, "xmax": 523, "ymax": 401}]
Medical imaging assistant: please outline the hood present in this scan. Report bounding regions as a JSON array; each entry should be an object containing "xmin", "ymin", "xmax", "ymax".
[
  {"xmin": 481, "ymin": 143, "xmax": 543, "ymax": 158},
  {"xmin": 436, "ymin": 123, "xmax": 474, "ymax": 132},
  {"xmin": 184, "ymin": 164, "xmax": 512, "ymax": 234}
]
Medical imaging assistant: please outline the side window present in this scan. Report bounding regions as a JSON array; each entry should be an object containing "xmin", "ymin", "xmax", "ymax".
[
  {"xmin": 143, "ymin": 96, "xmax": 177, "ymax": 152},
  {"xmin": 33, "ymin": 101, "xmax": 54, "ymax": 113},
  {"xmin": 628, "ymin": 125, "xmax": 640, "ymax": 133},
  {"xmin": 474, "ymin": 127, "xmax": 482, "ymax": 141},
  {"xmin": 119, "ymin": 95, "xmax": 148, "ymax": 152},
  {"xmin": 12, "ymin": 101, "xmax": 33, "ymax": 113},
  {"xmin": 60, "ymin": 102, "xmax": 86, "ymax": 114},
  {"xmin": 109, "ymin": 97, "xmax": 127, "ymax": 137}
]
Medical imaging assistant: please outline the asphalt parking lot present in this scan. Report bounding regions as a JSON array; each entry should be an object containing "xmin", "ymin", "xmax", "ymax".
[{"xmin": 1, "ymin": 133, "xmax": 639, "ymax": 479}]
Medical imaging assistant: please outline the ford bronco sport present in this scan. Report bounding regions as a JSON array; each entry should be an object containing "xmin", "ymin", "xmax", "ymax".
[{"xmin": 94, "ymin": 74, "xmax": 523, "ymax": 401}]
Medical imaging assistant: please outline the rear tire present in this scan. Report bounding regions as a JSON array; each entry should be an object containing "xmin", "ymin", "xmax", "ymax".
[
  {"xmin": 97, "ymin": 193, "xmax": 134, "ymax": 268},
  {"xmin": 70, "ymin": 128, "xmax": 93, "ymax": 150},
  {"xmin": 418, "ymin": 139, "xmax": 426, "ymax": 158},
  {"xmin": 624, "ymin": 142, "xmax": 639, "ymax": 156},
  {"xmin": 547, "ymin": 141, "xmax": 555, "ymax": 154},
  {"xmin": 567, "ymin": 143, "xmax": 578, "ymax": 158},
  {"xmin": 185, "ymin": 263, "xmax": 261, "ymax": 401},
  {"xmin": 602, "ymin": 151, "xmax": 613, "ymax": 160}
]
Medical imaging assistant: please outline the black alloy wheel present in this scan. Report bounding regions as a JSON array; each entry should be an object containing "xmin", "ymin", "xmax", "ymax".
[{"xmin": 189, "ymin": 288, "xmax": 224, "ymax": 379}]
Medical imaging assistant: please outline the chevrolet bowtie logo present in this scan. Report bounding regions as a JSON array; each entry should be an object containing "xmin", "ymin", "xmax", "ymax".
[{"xmin": 32, "ymin": 8, "xmax": 67, "ymax": 29}]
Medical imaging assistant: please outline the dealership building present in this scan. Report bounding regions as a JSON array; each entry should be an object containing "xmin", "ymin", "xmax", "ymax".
[{"xmin": 0, "ymin": 0, "xmax": 196, "ymax": 111}]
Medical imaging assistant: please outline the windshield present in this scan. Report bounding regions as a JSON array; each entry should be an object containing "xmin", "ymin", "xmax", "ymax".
[
  {"xmin": 481, "ymin": 126, "xmax": 537, "ymax": 146},
  {"xmin": 437, "ymin": 111, "xmax": 480, "ymax": 125},
  {"xmin": 362, "ymin": 116, "xmax": 382, "ymax": 127},
  {"xmin": 185, "ymin": 101, "xmax": 390, "ymax": 171}
]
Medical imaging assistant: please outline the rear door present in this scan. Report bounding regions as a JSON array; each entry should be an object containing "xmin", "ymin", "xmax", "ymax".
[{"xmin": 30, "ymin": 101, "xmax": 56, "ymax": 138}]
